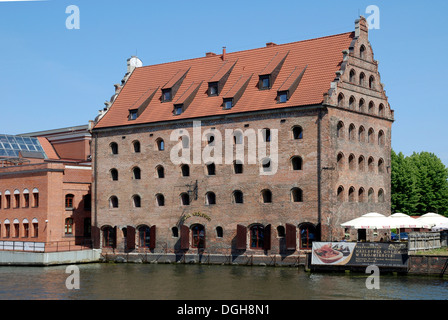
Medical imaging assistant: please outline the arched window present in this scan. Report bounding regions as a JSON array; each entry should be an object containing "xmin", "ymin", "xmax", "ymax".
[
  {"xmin": 359, "ymin": 72, "xmax": 366, "ymax": 86},
  {"xmin": 299, "ymin": 223, "xmax": 316, "ymax": 249},
  {"xmin": 337, "ymin": 152, "xmax": 345, "ymax": 170},
  {"xmin": 109, "ymin": 196, "xmax": 119, "ymax": 208},
  {"xmin": 13, "ymin": 190, "xmax": 20, "ymax": 208},
  {"xmin": 65, "ymin": 194, "xmax": 74, "ymax": 209},
  {"xmin": 262, "ymin": 128, "xmax": 271, "ymax": 142},
  {"xmin": 207, "ymin": 134, "xmax": 215, "ymax": 146},
  {"xmin": 368, "ymin": 188, "xmax": 374, "ymax": 203},
  {"xmin": 156, "ymin": 194, "xmax": 165, "ymax": 207},
  {"xmin": 368, "ymin": 157, "xmax": 375, "ymax": 172},
  {"xmin": 337, "ymin": 93, "xmax": 345, "ymax": 107},
  {"xmin": 32, "ymin": 218, "xmax": 38, "ymax": 238},
  {"xmin": 277, "ymin": 226, "xmax": 286, "ymax": 238},
  {"xmin": 368, "ymin": 128, "xmax": 375, "ymax": 144},
  {"xmin": 110, "ymin": 142, "xmax": 118, "ymax": 155},
  {"xmin": 181, "ymin": 164, "xmax": 190, "ymax": 177},
  {"xmin": 349, "ymin": 69, "xmax": 356, "ymax": 83},
  {"xmin": 359, "ymin": 99, "xmax": 365, "ymax": 113},
  {"xmin": 32, "ymin": 188, "xmax": 39, "ymax": 208},
  {"xmin": 65, "ymin": 218, "xmax": 74, "ymax": 235},
  {"xmin": 216, "ymin": 226, "xmax": 224, "ymax": 238},
  {"xmin": 378, "ymin": 103, "xmax": 385, "ymax": 117},
  {"xmin": 233, "ymin": 161, "xmax": 243, "ymax": 174},
  {"xmin": 348, "ymin": 187, "xmax": 355, "ymax": 202},
  {"xmin": 292, "ymin": 126, "xmax": 303, "ymax": 140},
  {"xmin": 110, "ymin": 169, "xmax": 118, "ymax": 181},
  {"xmin": 358, "ymin": 188, "xmax": 365, "ymax": 203},
  {"xmin": 360, "ymin": 45, "xmax": 366, "ymax": 59},
  {"xmin": 133, "ymin": 167, "xmax": 141, "ymax": 180},
  {"xmin": 138, "ymin": 225, "xmax": 151, "ymax": 248},
  {"xmin": 206, "ymin": 162, "xmax": 216, "ymax": 176},
  {"xmin": 102, "ymin": 226, "xmax": 116, "ymax": 248},
  {"xmin": 358, "ymin": 156, "xmax": 365, "ymax": 172},
  {"xmin": 291, "ymin": 156, "xmax": 303, "ymax": 171},
  {"xmin": 369, "ymin": 76, "xmax": 375, "ymax": 89},
  {"xmin": 233, "ymin": 130, "xmax": 243, "ymax": 145},
  {"xmin": 291, "ymin": 188, "xmax": 303, "ymax": 203},
  {"xmin": 156, "ymin": 165, "xmax": 165, "ymax": 178},
  {"xmin": 378, "ymin": 130, "xmax": 385, "ymax": 147},
  {"xmin": 349, "ymin": 96, "xmax": 356, "ymax": 109},
  {"xmin": 261, "ymin": 158, "xmax": 272, "ymax": 173},
  {"xmin": 261, "ymin": 189, "xmax": 272, "ymax": 203},
  {"xmin": 155, "ymin": 138, "xmax": 164, "ymax": 151},
  {"xmin": 233, "ymin": 190, "xmax": 244, "ymax": 204},
  {"xmin": 132, "ymin": 195, "xmax": 141, "ymax": 208},
  {"xmin": 348, "ymin": 124, "xmax": 356, "ymax": 140},
  {"xmin": 171, "ymin": 227, "xmax": 179, "ymax": 237},
  {"xmin": 250, "ymin": 225, "xmax": 265, "ymax": 249},
  {"xmin": 180, "ymin": 193, "xmax": 190, "ymax": 206},
  {"xmin": 337, "ymin": 121, "xmax": 345, "ymax": 139},
  {"xmin": 378, "ymin": 189, "xmax": 385, "ymax": 203},
  {"xmin": 358, "ymin": 126, "xmax": 366, "ymax": 143},
  {"xmin": 337, "ymin": 186, "xmax": 344, "ymax": 202},
  {"xmin": 378, "ymin": 158, "xmax": 385, "ymax": 173},
  {"xmin": 368, "ymin": 101, "xmax": 375, "ymax": 114},
  {"xmin": 22, "ymin": 219, "xmax": 29, "ymax": 238},
  {"xmin": 205, "ymin": 192, "xmax": 216, "ymax": 205},
  {"xmin": 348, "ymin": 154, "xmax": 356, "ymax": 171},
  {"xmin": 133, "ymin": 140, "xmax": 141, "ymax": 153},
  {"xmin": 191, "ymin": 224, "xmax": 206, "ymax": 249}
]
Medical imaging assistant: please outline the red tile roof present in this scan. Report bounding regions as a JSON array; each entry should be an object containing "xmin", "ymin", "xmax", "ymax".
[{"xmin": 94, "ymin": 31, "xmax": 354, "ymax": 129}]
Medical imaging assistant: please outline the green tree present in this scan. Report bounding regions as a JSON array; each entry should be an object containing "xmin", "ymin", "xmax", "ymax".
[
  {"xmin": 408, "ymin": 152, "xmax": 448, "ymax": 215},
  {"xmin": 391, "ymin": 149, "xmax": 419, "ymax": 215}
]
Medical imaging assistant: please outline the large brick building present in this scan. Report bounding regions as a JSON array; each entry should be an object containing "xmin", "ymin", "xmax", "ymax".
[
  {"xmin": 0, "ymin": 125, "xmax": 92, "ymax": 252},
  {"xmin": 91, "ymin": 17, "xmax": 393, "ymax": 256}
]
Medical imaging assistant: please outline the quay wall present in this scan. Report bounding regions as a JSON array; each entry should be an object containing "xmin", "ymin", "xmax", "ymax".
[{"xmin": 0, "ymin": 249, "xmax": 101, "ymax": 266}]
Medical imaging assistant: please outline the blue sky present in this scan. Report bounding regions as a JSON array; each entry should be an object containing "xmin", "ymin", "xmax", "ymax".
[{"xmin": 0, "ymin": 0, "xmax": 447, "ymax": 166}]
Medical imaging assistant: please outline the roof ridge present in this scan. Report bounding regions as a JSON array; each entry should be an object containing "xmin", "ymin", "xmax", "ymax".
[{"xmin": 135, "ymin": 31, "xmax": 354, "ymax": 70}]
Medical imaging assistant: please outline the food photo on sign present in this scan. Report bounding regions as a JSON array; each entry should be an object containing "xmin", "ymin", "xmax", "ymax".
[{"xmin": 311, "ymin": 242, "xmax": 357, "ymax": 265}]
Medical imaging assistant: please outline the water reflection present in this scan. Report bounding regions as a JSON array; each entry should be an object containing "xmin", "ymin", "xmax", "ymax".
[{"xmin": 0, "ymin": 264, "xmax": 446, "ymax": 300}]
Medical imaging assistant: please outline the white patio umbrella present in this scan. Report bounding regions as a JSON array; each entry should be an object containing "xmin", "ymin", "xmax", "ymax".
[
  {"xmin": 388, "ymin": 213, "xmax": 425, "ymax": 229},
  {"xmin": 432, "ymin": 222, "xmax": 448, "ymax": 232},
  {"xmin": 416, "ymin": 213, "xmax": 448, "ymax": 229},
  {"xmin": 341, "ymin": 212, "xmax": 393, "ymax": 229}
]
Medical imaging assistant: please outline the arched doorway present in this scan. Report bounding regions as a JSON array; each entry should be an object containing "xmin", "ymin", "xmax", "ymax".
[
  {"xmin": 299, "ymin": 223, "xmax": 316, "ymax": 250},
  {"xmin": 191, "ymin": 224, "xmax": 206, "ymax": 249}
]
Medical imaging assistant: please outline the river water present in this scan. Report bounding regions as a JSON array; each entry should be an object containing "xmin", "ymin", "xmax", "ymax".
[{"xmin": 0, "ymin": 263, "xmax": 447, "ymax": 300}]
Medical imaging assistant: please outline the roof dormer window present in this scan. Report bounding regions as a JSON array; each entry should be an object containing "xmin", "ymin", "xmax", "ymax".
[
  {"xmin": 278, "ymin": 91, "xmax": 288, "ymax": 103},
  {"xmin": 174, "ymin": 105, "xmax": 183, "ymax": 115},
  {"xmin": 162, "ymin": 89, "xmax": 172, "ymax": 102},
  {"xmin": 260, "ymin": 75, "xmax": 270, "ymax": 90},
  {"xmin": 223, "ymin": 98, "xmax": 233, "ymax": 110},
  {"xmin": 129, "ymin": 109, "xmax": 138, "ymax": 120},
  {"xmin": 208, "ymin": 82, "xmax": 219, "ymax": 96}
]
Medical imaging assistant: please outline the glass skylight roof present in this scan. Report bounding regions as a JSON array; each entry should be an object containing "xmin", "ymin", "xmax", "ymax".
[{"xmin": 0, "ymin": 135, "xmax": 47, "ymax": 158}]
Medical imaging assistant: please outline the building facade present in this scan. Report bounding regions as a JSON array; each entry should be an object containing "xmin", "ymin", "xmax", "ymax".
[
  {"xmin": 0, "ymin": 126, "xmax": 92, "ymax": 251},
  {"xmin": 91, "ymin": 17, "xmax": 394, "ymax": 255}
]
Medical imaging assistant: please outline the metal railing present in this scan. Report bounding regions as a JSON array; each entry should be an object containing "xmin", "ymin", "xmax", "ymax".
[{"xmin": 0, "ymin": 238, "xmax": 93, "ymax": 253}]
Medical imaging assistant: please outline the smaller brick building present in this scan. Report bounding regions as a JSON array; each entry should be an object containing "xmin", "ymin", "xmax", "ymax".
[{"xmin": 0, "ymin": 125, "xmax": 92, "ymax": 252}]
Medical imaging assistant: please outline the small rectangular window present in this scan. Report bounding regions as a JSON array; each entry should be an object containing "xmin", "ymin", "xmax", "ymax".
[
  {"xmin": 129, "ymin": 110, "xmax": 138, "ymax": 120},
  {"xmin": 278, "ymin": 91, "xmax": 288, "ymax": 103},
  {"xmin": 162, "ymin": 89, "xmax": 172, "ymax": 102},
  {"xmin": 174, "ymin": 105, "xmax": 183, "ymax": 115},
  {"xmin": 260, "ymin": 75, "xmax": 270, "ymax": 90},
  {"xmin": 223, "ymin": 98, "xmax": 233, "ymax": 110},
  {"xmin": 208, "ymin": 82, "xmax": 219, "ymax": 96}
]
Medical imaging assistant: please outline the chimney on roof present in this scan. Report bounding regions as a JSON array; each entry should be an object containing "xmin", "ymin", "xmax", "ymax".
[
  {"xmin": 354, "ymin": 16, "xmax": 369, "ymax": 39},
  {"xmin": 221, "ymin": 47, "xmax": 226, "ymax": 61},
  {"xmin": 266, "ymin": 42, "xmax": 277, "ymax": 48},
  {"xmin": 206, "ymin": 52, "xmax": 217, "ymax": 57}
]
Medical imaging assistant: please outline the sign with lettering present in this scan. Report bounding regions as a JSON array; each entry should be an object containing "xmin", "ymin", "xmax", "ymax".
[{"xmin": 311, "ymin": 242, "xmax": 408, "ymax": 268}]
